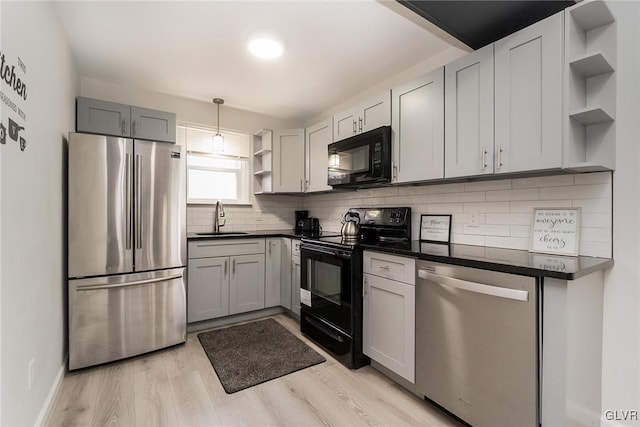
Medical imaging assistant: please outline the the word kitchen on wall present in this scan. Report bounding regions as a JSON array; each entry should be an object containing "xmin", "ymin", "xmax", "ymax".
[{"xmin": 0, "ymin": 49, "xmax": 28, "ymax": 152}]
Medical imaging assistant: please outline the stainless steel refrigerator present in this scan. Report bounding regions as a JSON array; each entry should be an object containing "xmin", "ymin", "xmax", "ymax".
[{"xmin": 67, "ymin": 132, "xmax": 187, "ymax": 370}]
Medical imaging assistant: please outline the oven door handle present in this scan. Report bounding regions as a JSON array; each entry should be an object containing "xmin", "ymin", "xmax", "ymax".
[{"xmin": 301, "ymin": 245, "xmax": 351, "ymax": 259}]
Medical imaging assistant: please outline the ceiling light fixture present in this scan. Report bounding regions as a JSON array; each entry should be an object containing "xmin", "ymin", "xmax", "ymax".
[
  {"xmin": 248, "ymin": 35, "xmax": 284, "ymax": 59},
  {"xmin": 212, "ymin": 98, "xmax": 224, "ymax": 152}
]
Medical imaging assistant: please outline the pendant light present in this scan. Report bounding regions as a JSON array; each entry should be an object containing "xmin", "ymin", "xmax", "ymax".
[{"xmin": 212, "ymin": 98, "xmax": 224, "ymax": 152}]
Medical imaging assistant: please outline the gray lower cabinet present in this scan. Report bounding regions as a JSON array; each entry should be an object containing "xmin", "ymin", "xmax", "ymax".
[
  {"xmin": 291, "ymin": 239, "xmax": 301, "ymax": 316},
  {"xmin": 188, "ymin": 256, "xmax": 229, "ymax": 322},
  {"xmin": 229, "ymin": 254, "xmax": 265, "ymax": 315},
  {"xmin": 77, "ymin": 96, "xmax": 176, "ymax": 143},
  {"xmin": 265, "ymin": 238, "xmax": 282, "ymax": 308},
  {"xmin": 187, "ymin": 239, "xmax": 265, "ymax": 322},
  {"xmin": 362, "ymin": 251, "xmax": 416, "ymax": 382},
  {"xmin": 280, "ymin": 238, "xmax": 293, "ymax": 310}
]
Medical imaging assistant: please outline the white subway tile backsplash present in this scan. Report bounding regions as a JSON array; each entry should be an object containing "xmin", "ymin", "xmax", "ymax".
[
  {"xmin": 540, "ymin": 184, "xmax": 611, "ymax": 200},
  {"xmin": 486, "ymin": 188, "xmax": 540, "ymax": 202},
  {"xmin": 464, "ymin": 202, "xmax": 511, "ymax": 213},
  {"xmin": 573, "ymin": 171, "xmax": 612, "ymax": 185},
  {"xmin": 572, "ymin": 198, "xmax": 612, "ymax": 214},
  {"xmin": 187, "ymin": 173, "xmax": 612, "ymax": 259},
  {"xmin": 581, "ymin": 213, "xmax": 612, "ymax": 228},
  {"xmin": 512, "ymin": 174, "xmax": 574, "ymax": 189},
  {"xmin": 509, "ymin": 199, "xmax": 573, "ymax": 213},
  {"xmin": 486, "ymin": 213, "xmax": 532, "ymax": 226},
  {"xmin": 581, "ymin": 227, "xmax": 612, "ymax": 243},
  {"xmin": 485, "ymin": 236, "xmax": 530, "ymax": 250},
  {"xmin": 510, "ymin": 225, "xmax": 531, "ymax": 238},
  {"xmin": 464, "ymin": 180, "xmax": 512, "ymax": 192},
  {"xmin": 463, "ymin": 224, "xmax": 510, "ymax": 237}
]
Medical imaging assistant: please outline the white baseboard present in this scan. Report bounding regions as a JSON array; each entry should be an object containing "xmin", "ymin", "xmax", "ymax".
[{"xmin": 34, "ymin": 355, "xmax": 67, "ymax": 427}]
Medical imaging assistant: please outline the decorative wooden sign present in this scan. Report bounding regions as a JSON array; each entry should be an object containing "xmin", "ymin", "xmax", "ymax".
[{"xmin": 530, "ymin": 208, "xmax": 581, "ymax": 256}]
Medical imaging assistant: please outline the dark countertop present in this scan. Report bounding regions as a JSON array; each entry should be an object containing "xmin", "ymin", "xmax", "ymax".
[
  {"xmin": 360, "ymin": 241, "xmax": 614, "ymax": 281},
  {"xmin": 188, "ymin": 230, "xmax": 613, "ymax": 280},
  {"xmin": 187, "ymin": 229, "xmax": 342, "ymax": 240}
]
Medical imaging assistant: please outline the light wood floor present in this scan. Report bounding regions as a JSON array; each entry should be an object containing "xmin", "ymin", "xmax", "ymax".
[{"xmin": 46, "ymin": 314, "xmax": 462, "ymax": 427}]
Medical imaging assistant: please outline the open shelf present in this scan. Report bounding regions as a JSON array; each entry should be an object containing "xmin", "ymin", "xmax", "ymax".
[
  {"xmin": 569, "ymin": 51, "xmax": 614, "ymax": 78},
  {"xmin": 253, "ymin": 149, "xmax": 271, "ymax": 156},
  {"xmin": 569, "ymin": 106, "xmax": 614, "ymax": 126},
  {"xmin": 253, "ymin": 170, "xmax": 271, "ymax": 176},
  {"xmin": 570, "ymin": 0, "xmax": 614, "ymax": 32}
]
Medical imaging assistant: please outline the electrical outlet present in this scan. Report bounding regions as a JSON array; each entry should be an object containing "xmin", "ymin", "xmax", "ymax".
[
  {"xmin": 468, "ymin": 212, "xmax": 479, "ymax": 227},
  {"xmin": 28, "ymin": 358, "xmax": 35, "ymax": 390}
]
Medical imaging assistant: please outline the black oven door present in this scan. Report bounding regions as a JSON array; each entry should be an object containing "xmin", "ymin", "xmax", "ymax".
[{"xmin": 300, "ymin": 243, "xmax": 353, "ymax": 334}]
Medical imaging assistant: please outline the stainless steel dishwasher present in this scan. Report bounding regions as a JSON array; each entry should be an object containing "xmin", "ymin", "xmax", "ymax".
[{"xmin": 415, "ymin": 261, "xmax": 539, "ymax": 427}]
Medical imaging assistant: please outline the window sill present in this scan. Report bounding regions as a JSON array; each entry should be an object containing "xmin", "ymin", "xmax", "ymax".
[{"xmin": 187, "ymin": 201, "xmax": 253, "ymax": 207}]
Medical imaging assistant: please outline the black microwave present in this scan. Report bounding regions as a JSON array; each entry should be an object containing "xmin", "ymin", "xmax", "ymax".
[{"xmin": 327, "ymin": 125, "xmax": 391, "ymax": 187}]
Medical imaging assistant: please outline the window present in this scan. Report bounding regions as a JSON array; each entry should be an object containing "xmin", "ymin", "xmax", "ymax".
[{"xmin": 177, "ymin": 124, "xmax": 251, "ymax": 205}]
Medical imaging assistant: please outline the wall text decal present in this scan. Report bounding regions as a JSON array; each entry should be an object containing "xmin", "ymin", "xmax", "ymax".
[{"xmin": 0, "ymin": 50, "xmax": 27, "ymax": 151}]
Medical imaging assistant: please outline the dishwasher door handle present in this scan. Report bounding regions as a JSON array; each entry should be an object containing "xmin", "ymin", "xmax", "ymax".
[{"xmin": 418, "ymin": 269, "xmax": 529, "ymax": 301}]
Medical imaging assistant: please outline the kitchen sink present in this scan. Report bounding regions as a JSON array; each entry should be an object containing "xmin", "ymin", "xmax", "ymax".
[{"xmin": 195, "ymin": 232, "xmax": 250, "ymax": 236}]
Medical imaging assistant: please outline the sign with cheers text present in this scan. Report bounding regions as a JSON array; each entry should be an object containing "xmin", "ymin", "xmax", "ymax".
[{"xmin": 530, "ymin": 208, "xmax": 581, "ymax": 256}]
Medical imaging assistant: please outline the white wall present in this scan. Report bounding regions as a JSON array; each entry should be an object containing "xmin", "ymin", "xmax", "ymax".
[
  {"xmin": 0, "ymin": 2, "xmax": 78, "ymax": 426},
  {"xmin": 601, "ymin": 2, "xmax": 640, "ymax": 425}
]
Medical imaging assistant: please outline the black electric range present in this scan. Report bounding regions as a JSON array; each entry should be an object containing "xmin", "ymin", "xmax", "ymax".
[{"xmin": 299, "ymin": 207, "xmax": 411, "ymax": 369}]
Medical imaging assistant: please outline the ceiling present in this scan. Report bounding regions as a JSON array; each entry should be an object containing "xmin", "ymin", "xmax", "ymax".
[
  {"xmin": 400, "ymin": 1, "xmax": 574, "ymax": 50},
  {"xmin": 53, "ymin": 1, "xmax": 457, "ymax": 123}
]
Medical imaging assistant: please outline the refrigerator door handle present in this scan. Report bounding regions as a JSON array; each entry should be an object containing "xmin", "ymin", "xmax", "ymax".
[
  {"xmin": 125, "ymin": 153, "xmax": 132, "ymax": 250},
  {"xmin": 76, "ymin": 274, "xmax": 183, "ymax": 291},
  {"xmin": 135, "ymin": 154, "xmax": 142, "ymax": 249}
]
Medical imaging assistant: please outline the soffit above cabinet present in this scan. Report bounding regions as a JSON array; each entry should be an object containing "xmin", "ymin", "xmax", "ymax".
[{"xmin": 398, "ymin": 1, "xmax": 575, "ymax": 50}]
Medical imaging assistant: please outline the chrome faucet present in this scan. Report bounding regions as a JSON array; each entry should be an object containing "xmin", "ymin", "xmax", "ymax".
[{"xmin": 213, "ymin": 200, "xmax": 225, "ymax": 232}]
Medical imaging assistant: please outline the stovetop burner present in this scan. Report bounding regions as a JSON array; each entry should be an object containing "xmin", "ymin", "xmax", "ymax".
[{"xmin": 302, "ymin": 207, "xmax": 412, "ymax": 250}]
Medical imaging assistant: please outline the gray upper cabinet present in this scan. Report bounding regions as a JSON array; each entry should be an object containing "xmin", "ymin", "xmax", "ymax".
[
  {"xmin": 305, "ymin": 118, "xmax": 333, "ymax": 193},
  {"xmin": 494, "ymin": 12, "xmax": 563, "ymax": 174},
  {"xmin": 445, "ymin": 44, "xmax": 495, "ymax": 179},
  {"xmin": 333, "ymin": 90, "xmax": 391, "ymax": 142},
  {"xmin": 131, "ymin": 106, "xmax": 176, "ymax": 143},
  {"xmin": 77, "ymin": 97, "xmax": 176, "ymax": 143},
  {"xmin": 391, "ymin": 68, "xmax": 444, "ymax": 184},
  {"xmin": 76, "ymin": 97, "xmax": 130, "ymax": 137}
]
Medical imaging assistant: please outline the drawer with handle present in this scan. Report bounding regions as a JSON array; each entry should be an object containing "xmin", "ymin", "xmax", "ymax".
[
  {"xmin": 188, "ymin": 238, "xmax": 265, "ymax": 259},
  {"xmin": 363, "ymin": 250, "xmax": 415, "ymax": 284}
]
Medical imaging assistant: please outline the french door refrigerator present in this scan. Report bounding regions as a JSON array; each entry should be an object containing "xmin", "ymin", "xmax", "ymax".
[{"xmin": 68, "ymin": 132, "xmax": 187, "ymax": 370}]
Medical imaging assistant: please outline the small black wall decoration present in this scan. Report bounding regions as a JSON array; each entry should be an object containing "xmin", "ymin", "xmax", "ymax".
[{"xmin": 0, "ymin": 50, "xmax": 28, "ymax": 152}]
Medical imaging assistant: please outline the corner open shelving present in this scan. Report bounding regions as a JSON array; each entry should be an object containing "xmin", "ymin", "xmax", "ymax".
[
  {"xmin": 563, "ymin": 0, "xmax": 616, "ymax": 172},
  {"xmin": 252, "ymin": 129, "xmax": 273, "ymax": 194}
]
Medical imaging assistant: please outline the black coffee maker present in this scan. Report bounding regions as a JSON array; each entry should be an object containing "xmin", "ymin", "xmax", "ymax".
[{"xmin": 295, "ymin": 210, "xmax": 309, "ymax": 234}]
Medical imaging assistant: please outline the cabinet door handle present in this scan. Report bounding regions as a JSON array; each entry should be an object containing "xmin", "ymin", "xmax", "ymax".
[
  {"xmin": 353, "ymin": 120, "xmax": 357, "ymax": 135},
  {"xmin": 482, "ymin": 145, "xmax": 488, "ymax": 171},
  {"xmin": 363, "ymin": 277, "xmax": 367, "ymax": 297},
  {"xmin": 300, "ymin": 179, "xmax": 303, "ymax": 192},
  {"xmin": 132, "ymin": 119, "xmax": 137, "ymax": 136},
  {"xmin": 121, "ymin": 119, "xmax": 126, "ymax": 135},
  {"xmin": 497, "ymin": 145, "xmax": 504, "ymax": 169},
  {"xmin": 358, "ymin": 116, "xmax": 363, "ymax": 132},
  {"xmin": 392, "ymin": 164, "xmax": 398, "ymax": 181},
  {"xmin": 224, "ymin": 259, "xmax": 228, "ymax": 275},
  {"xmin": 268, "ymin": 242, "xmax": 272, "ymax": 255},
  {"xmin": 379, "ymin": 265, "xmax": 390, "ymax": 270},
  {"xmin": 232, "ymin": 259, "xmax": 236, "ymax": 275}
]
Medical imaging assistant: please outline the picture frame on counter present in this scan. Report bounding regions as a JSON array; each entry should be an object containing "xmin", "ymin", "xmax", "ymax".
[
  {"xmin": 419, "ymin": 214, "xmax": 452, "ymax": 244},
  {"xmin": 529, "ymin": 208, "xmax": 581, "ymax": 256}
]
